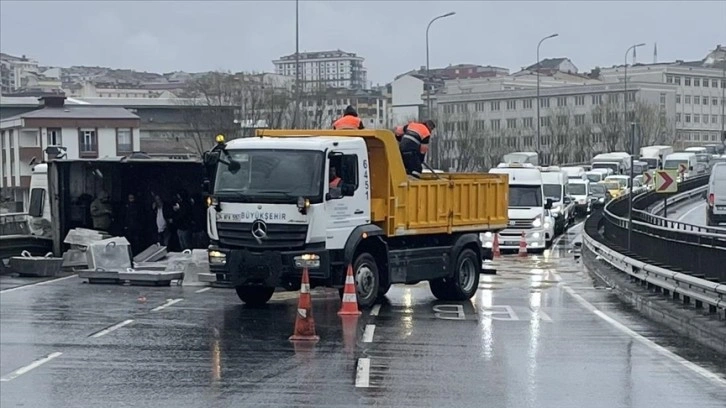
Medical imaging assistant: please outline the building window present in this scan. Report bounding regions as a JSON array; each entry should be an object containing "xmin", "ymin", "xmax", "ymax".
[
  {"xmin": 523, "ymin": 117, "xmax": 533, "ymax": 128},
  {"xmin": 506, "ymin": 118, "xmax": 517, "ymax": 128},
  {"xmin": 116, "ymin": 128, "xmax": 133, "ymax": 155},
  {"xmin": 703, "ymin": 97, "xmax": 708, "ymax": 105},
  {"xmin": 666, "ymin": 75, "xmax": 673, "ymax": 84},
  {"xmin": 676, "ymin": 113, "xmax": 681, "ymax": 123},
  {"xmin": 712, "ymin": 115, "xmax": 719, "ymax": 124},
  {"xmin": 674, "ymin": 76, "xmax": 681, "ymax": 85},
  {"xmin": 491, "ymin": 101, "xmax": 500, "ymax": 111},
  {"xmin": 685, "ymin": 114, "xmax": 691, "ymax": 123},
  {"xmin": 593, "ymin": 113, "xmax": 602, "ymax": 124},
  {"xmin": 676, "ymin": 94, "xmax": 681, "ymax": 104},
  {"xmin": 693, "ymin": 77, "xmax": 700, "ymax": 86},
  {"xmin": 557, "ymin": 116, "xmax": 568, "ymax": 126},
  {"xmin": 506, "ymin": 100, "xmax": 516, "ymax": 110},
  {"xmin": 694, "ymin": 97, "xmax": 700, "ymax": 105},
  {"xmin": 475, "ymin": 120, "xmax": 486, "ymax": 130},
  {"xmin": 490, "ymin": 119, "xmax": 501, "ymax": 130},
  {"xmin": 575, "ymin": 95, "xmax": 585, "ymax": 106},
  {"xmin": 78, "ymin": 128, "xmax": 98, "ymax": 158},
  {"xmin": 713, "ymin": 98, "xmax": 719, "ymax": 106},
  {"xmin": 685, "ymin": 95, "xmax": 691, "ymax": 104},
  {"xmin": 539, "ymin": 98, "xmax": 550, "ymax": 108},
  {"xmin": 539, "ymin": 116, "xmax": 550, "ymax": 127},
  {"xmin": 475, "ymin": 102, "xmax": 486, "ymax": 111},
  {"xmin": 557, "ymin": 96, "xmax": 567, "ymax": 107},
  {"xmin": 574, "ymin": 114, "xmax": 585, "ymax": 125},
  {"xmin": 684, "ymin": 77, "xmax": 691, "ymax": 86},
  {"xmin": 443, "ymin": 104, "xmax": 455, "ymax": 114},
  {"xmin": 523, "ymin": 99, "xmax": 533, "ymax": 109},
  {"xmin": 660, "ymin": 93, "xmax": 666, "ymax": 104},
  {"xmin": 591, "ymin": 94, "xmax": 602, "ymax": 105},
  {"xmin": 694, "ymin": 114, "xmax": 700, "ymax": 123},
  {"xmin": 712, "ymin": 79, "xmax": 719, "ymax": 87},
  {"xmin": 47, "ymin": 128, "xmax": 62, "ymax": 146}
]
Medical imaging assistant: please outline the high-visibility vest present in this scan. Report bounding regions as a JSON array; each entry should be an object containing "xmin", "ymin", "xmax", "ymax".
[
  {"xmin": 333, "ymin": 115, "xmax": 362, "ymax": 130},
  {"xmin": 329, "ymin": 177, "xmax": 342, "ymax": 188},
  {"xmin": 402, "ymin": 122, "xmax": 431, "ymax": 154}
]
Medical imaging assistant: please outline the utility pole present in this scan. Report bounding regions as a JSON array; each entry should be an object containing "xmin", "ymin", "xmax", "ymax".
[
  {"xmin": 536, "ymin": 33, "xmax": 558, "ymax": 161},
  {"xmin": 625, "ymin": 42, "xmax": 645, "ymax": 252},
  {"xmin": 294, "ymin": 0, "xmax": 300, "ymax": 128}
]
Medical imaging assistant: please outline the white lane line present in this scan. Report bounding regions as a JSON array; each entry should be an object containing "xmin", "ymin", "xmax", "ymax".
[
  {"xmin": 370, "ymin": 304, "xmax": 381, "ymax": 317},
  {"xmin": 151, "ymin": 298, "xmax": 183, "ymax": 312},
  {"xmin": 0, "ymin": 352, "xmax": 63, "ymax": 382},
  {"xmin": 89, "ymin": 319, "xmax": 134, "ymax": 338},
  {"xmin": 677, "ymin": 202, "xmax": 705, "ymax": 222},
  {"xmin": 362, "ymin": 324, "xmax": 375, "ymax": 343},
  {"xmin": 355, "ymin": 358, "xmax": 371, "ymax": 388},
  {"xmin": 562, "ymin": 285, "xmax": 726, "ymax": 387},
  {"xmin": 0, "ymin": 274, "xmax": 77, "ymax": 294},
  {"xmin": 195, "ymin": 287, "xmax": 211, "ymax": 293},
  {"xmin": 551, "ymin": 220, "xmax": 586, "ymax": 247}
]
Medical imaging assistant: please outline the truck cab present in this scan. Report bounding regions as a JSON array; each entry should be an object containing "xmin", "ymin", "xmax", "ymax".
[
  {"xmin": 205, "ymin": 130, "xmax": 509, "ymax": 307},
  {"xmin": 483, "ymin": 164, "xmax": 552, "ymax": 253},
  {"xmin": 663, "ymin": 152, "xmax": 698, "ymax": 182}
]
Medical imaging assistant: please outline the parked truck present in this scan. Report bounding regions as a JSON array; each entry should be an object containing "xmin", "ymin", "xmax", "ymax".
[
  {"xmin": 640, "ymin": 145, "xmax": 673, "ymax": 170},
  {"xmin": 204, "ymin": 130, "xmax": 509, "ymax": 307}
]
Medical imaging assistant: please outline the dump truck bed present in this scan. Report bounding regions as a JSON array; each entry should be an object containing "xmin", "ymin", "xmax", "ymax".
[{"xmin": 256, "ymin": 129, "xmax": 509, "ymax": 237}]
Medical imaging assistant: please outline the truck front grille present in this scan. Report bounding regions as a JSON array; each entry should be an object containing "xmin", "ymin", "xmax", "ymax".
[
  {"xmin": 507, "ymin": 218, "xmax": 534, "ymax": 229},
  {"xmin": 217, "ymin": 222, "xmax": 308, "ymax": 250}
]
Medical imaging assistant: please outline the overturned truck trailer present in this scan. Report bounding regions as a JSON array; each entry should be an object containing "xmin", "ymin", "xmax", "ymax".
[{"xmin": 41, "ymin": 156, "xmax": 207, "ymax": 255}]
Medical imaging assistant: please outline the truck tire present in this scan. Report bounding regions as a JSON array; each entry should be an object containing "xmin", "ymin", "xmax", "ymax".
[
  {"xmin": 447, "ymin": 248, "xmax": 480, "ymax": 300},
  {"xmin": 235, "ymin": 286, "xmax": 275, "ymax": 306},
  {"xmin": 353, "ymin": 253, "xmax": 380, "ymax": 309},
  {"xmin": 429, "ymin": 278, "xmax": 453, "ymax": 300}
]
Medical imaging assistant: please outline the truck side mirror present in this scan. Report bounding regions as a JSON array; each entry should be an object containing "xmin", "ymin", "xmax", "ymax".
[
  {"xmin": 203, "ymin": 151, "xmax": 219, "ymax": 167},
  {"xmin": 545, "ymin": 198, "xmax": 553, "ymax": 209},
  {"xmin": 563, "ymin": 196, "xmax": 572, "ymax": 205}
]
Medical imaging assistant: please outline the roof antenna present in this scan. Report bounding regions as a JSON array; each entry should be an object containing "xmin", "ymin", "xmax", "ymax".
[{"xmin": 653, "ymin": 42, "xmax": 658, "ymax": 64}]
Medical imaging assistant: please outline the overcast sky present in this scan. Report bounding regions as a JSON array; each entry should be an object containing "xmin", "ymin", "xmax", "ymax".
[{"xmin": 1, "ymin": 1, "xmax": 724, "ymax": 85}]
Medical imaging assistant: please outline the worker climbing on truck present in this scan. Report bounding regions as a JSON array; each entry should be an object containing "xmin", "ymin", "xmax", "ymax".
[
  {"xmin": 399, "ymin": 119, "xmax": 436, "ymax": 176},
  {"xmin": 332, "ymin": 105, "xmax": 365, "ymax": 130}
]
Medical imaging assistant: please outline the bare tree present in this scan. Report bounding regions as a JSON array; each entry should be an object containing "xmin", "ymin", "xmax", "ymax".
[
  {"xmin": 632, "ymin": 99, "xmax": 676, "ymax": 148},
  {"xmin": 435, "ymin": 108, "xmax": 501, "ymax": 172},
  {"xmin": 544, "ymin": 106, "xmax": 578, "ymax": 164},
  {"xmin": 591, "ymin": 97, "xmax": 625, "ymax": 152}
]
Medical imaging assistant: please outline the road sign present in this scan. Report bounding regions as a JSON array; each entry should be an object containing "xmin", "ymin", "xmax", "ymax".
[
  {"xmin": 643, "ymin": 171, "xmax": 653, "ymax": 185},
  {"xmin": 678, "ymin": 163, "xmax": 687, "ymax": 174},
  {"xmin": 654, "ymin": 170, "xmax": 677, "ymax": 193}
]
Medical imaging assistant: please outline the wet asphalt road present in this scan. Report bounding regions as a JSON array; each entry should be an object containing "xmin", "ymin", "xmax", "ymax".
[
  {"xmin": 665, "ymin": 199, "xmax": 707, "ymax": 226},
  {"xmin": 2, "ymin": 221, "xmax": 726, "ymax": 407}
]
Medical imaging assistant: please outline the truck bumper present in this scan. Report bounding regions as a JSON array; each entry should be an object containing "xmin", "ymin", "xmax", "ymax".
[{"xmin": 208, "ymin": 246, "xmax": 332, "ymax": 287}]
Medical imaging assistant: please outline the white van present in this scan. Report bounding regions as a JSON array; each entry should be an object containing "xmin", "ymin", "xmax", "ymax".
[
  {"xmin": 592, "ymin": 153, "xmax": 631, "ymax": 175},
  {"xmin": 685, "ymin": 146, "xmax": 707, "ymax": 154},
  {"xmin": 706, "ymin": 162, "xmax": 726, "ymax": 226},
  {"xmin": 640, "ymin": 145, "xmax": 673, "ymax": 169},
  {"xmin": 561, "ymin": 166, "xmax": 587, "ymax": 180},
  {"xmin": 567, "ymin": 179, "xmax": 591, "ymax": 215},
  {"xmin": 663, "ymin": 152, "xmax": 698, "ymax": 182},
  {"xmin": 585, "ymin": 168, "xmax": 612, "ymax": 183},
  {"xmin": 483, "ymin": 165, "xmax": 553, "ymax": 253},
  {"xmin": 541, "ymin": 167, "xmax": 574, "ymax": 234}
]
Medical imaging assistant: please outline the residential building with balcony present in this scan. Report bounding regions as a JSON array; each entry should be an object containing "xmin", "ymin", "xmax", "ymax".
[{"xmin": 273, "ymin": 50, "xmax": 368, "ymax": 90}]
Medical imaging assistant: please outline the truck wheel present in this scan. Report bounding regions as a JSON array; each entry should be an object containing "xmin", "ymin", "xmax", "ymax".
[
  {"xmin": 377, "ymin": 282, "xmax": 392, "ymax": 298},
  {"xmin": 447, "ymin": 248, "xmax": 480, "ymax": 300},
  {"xmin": 235, "ymin": 286, "xmax": 275, "ymax": 306},
  {"xmin": 353, "ymin": 253, "xmax": 380, "ymax": 309},
  {"xmin": 429, "ymin": 278, "xmax": 452, "ymax": 300}
]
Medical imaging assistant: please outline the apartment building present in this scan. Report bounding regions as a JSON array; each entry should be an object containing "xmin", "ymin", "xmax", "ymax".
[
  {"xmin": 298, "ymin": 88, "xmax": 388, "ymax": 129},
  {"xmin": 0, "ymin": 96, "xmax": 140, "ymax": 207},
  {"xmin": 600, "ymin": 44, "xmax": 726, "ymax": 146},
  {"xmin": 273, "ymin": 50, "xmax": 368, "ymax": 90}
]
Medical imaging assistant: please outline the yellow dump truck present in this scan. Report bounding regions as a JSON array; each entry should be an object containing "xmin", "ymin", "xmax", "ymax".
[{"xmin": 203, "ymin": 129, "xmax": 509, "ymax": 307}]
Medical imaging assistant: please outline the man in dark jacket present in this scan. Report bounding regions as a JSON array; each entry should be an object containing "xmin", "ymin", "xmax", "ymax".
[
  {"xmin": 123, "ymin": 193, "xmax": 142, "ymax": 254},
  {"xmin": 170, "ymin": 190, "xmax": 193, "ymax": 250},
  {"xmin": 332, "ymin": 105, "xmax": 365, "ymax": 130}
]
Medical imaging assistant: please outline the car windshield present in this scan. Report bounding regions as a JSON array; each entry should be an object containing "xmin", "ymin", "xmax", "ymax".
[
  {"xmin": 642, "ymin": 157, "xmax": 659, "ymax": 169},
  {"xmin": 663, "ymin": 159, "xmax": 688, "ymax": 170},
  {"xmin": 590, "ymin": 184, "xmax": 607, "ymax": 194},
  {"xmin": 602, "ymin": 182, "xmax": 621, "ymax": 190},
  {"xmin": 543, "ymin": 184, "xmax": 562, "ymax": 200},
  {"xmin": 607, "ymin": 177, "xmax": 628, "ymax": 188},
  {"xmin": 509, "ymin": 185, "xmax": 543, "ymax": 208},
  {"xmin": 568, "ymin": 183, "xmax": 587, "ymax": 195},
  {"xmin": 214, "ymin": 149, "xmax": 324, "ymax": 203},
  {"xmin": 592, "ymin": 162, "xmax": 619, "ymax": 173},
  {"xmin": 586, "ymin": 173, "xmax": 601, "ymax": 183}
]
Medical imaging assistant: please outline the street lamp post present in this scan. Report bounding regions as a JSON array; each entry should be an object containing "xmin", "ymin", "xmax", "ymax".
[
  {"xmin": 293, "ymin": 0, "xmax": 300, "ymax": 129},
  {"xmin": 625, "ymin": 42, "xmax": 645, "ymax": 252},
  {"xmin": 536, "ymin": 33, "xmax": 558, "ymax": 160},
  {"xmin": 425, "ymin": 12, "xmax": 455, "ymax": 119}
]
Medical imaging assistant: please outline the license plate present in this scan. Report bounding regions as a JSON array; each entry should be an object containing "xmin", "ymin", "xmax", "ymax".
[
  {"xmin": 717, "ymin": 206, "xmax": 726, "ymax": 211},
  {"xmin": 505, "ymin": 241, "xmax": 518, "ymax": 246}
]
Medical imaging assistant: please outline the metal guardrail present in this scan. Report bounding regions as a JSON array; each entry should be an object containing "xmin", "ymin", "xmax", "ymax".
[
  {"xmin": 601, "ymin": 174, "xmax": 726, "ymax": 282},
  {"xmin": 582, "ymin": 228, "xmax": 725, "ymax": 314},
  {"xmin": 644, "ymin": 184, "xmax": 726, "ymax": 235}
]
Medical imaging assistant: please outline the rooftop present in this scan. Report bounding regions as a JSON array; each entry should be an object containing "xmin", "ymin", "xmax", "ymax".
[
  {"xmin": 525, "ymin": 58, "xmax": 568, "ymax": 71},
  {"xmin": 1, "ymin": 105, "xmax": 139, "ymax": 122},
  {"xmin": 274, "ymin": 49, "xmax": 363, "ymax": 62}
]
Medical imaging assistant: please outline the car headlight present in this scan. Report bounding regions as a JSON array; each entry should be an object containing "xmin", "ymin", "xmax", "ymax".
[
  {"xmin": 598, "ymin": 197, "xmax": 605, "ymax": 203},
  {"xmin": 544, "ymin": 220, "xmax": 552, "ymax": 229},
  {"xmin": 532, "ymin": 216, "xmax": 543, "ymax": 228},
  {"xmin": 208, "ymin": 250, "xmax": 226, "ymax": 265},
  {"xmin": 483, "ymin": 231, "xmax": 493, "ymax": 238},
  {"xmin": 294, "ymin": 253, "xmax": 320, "ymax": 269}
]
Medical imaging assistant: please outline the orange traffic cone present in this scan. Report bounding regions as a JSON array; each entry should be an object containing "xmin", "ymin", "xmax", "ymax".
[
  {"xmin": 338, "ymin": 265, "xmax": 362, "ymax": 316},
  {"xmin": 492, "ymin": 234, "xmax": 501, "ymax": 258},
  {"xmin": 518, "ymin": 232, "xmax": 528, "ymax": 257},
  {"xmin": 289, "ymin": 268, "xmax": 320, "ymax": 342}
]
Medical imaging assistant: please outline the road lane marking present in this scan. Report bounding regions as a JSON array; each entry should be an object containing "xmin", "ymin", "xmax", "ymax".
[
  {"xmin": 0, "ymin": 274, "xmax": 77, "ymax": 294},
  {"xmin": 362, "ymin": 324, "xmax": 375, "ymax": 343},
  {"xmin": 195, "ymin": 287, "xmax": 211, "ymax": 293},
  {"xmin": 89, "ymin": 319, "xmax": 134, "ymax": 338},
  {"xmin": 562, "ymin": 285, "xmax": 726, "ymax": 387},
  {"xmin": 355, "ymin": 358, "xmax": 370, "ymax": 388},
  {"xmin": 0, "ymin": 352, "xmax": 63, "ymax": 382},
  {"xmin": 551, "ymin": 220, "xmax": 586, "ymax": 247},
  {"xmin": 677, "ymin": 202, "xmax": 705, "ymax": 222},
  {"xmin": 370, "ymin": 304, "xmax": 381, "ymax": 317},
  {"xmin": 151, "ymin": 298, "xmax": 183, "ymax": 312}
]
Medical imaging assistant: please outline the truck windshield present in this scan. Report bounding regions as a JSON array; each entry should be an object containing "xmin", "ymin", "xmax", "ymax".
[
  {"xmin": 509, "ymin": 185, "xmax": 543, "ymax": 208},
  {"xmin": 586, "ymin": 173, "xmax": 601, "ymax": 183},
  {"xmin": 568, "ymin": 183, "xmax": 587, "ymax": 195},
  {"xmin": 633, "ymin": 163, "xmax": 648, "ymax": 174},
  {"xmin": 642, "ymin": 157, "xmax": 658, "ymax": 169},
  {"xmin": 543, "ymin": 184, "xmax": 562, "ymax": 200},
  {"xmin": 590, "ymin": 184, "xmax": 606, "ymax": 195},
  {"xmin": 663, "ymin": 160, "xmax": 687, "ymax": 170},
  {"xmin": 214, "ymin": 149, "xmax": 324, "ymax": 203},
  {"xmin": 592, "ymin": 162, "xmax": 619, "ymax": 173}
]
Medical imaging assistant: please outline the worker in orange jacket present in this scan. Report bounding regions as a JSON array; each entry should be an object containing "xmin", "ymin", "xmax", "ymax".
[
  {"xmin": 332, "ymin": 105, "xmax": 365, "ymax": 130},
  {"xmin": 399, "ymin": 119, "xmax": 436, "ymax": 176}
]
